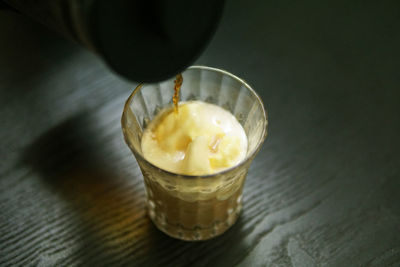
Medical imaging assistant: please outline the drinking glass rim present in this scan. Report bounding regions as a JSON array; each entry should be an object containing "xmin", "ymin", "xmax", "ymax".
[{"xmin": 121, "ymin": 65, "xmax": 268, "ymax": 179}]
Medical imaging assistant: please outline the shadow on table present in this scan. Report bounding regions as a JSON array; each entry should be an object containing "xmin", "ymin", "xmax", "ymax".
[
  {"xmin": 141, "ymin": 214, "xmax": 251, "ymax": 266},
  {"xmin": 22, "ymin": 113, "xmax": 250, "ymax": 266},
  {"xmin": 21, "ymin": 113, "xmax": 152, "ymax": 265}
]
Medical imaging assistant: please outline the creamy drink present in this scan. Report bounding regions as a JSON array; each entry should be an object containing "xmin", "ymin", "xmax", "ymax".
[
  {"xmin": 122, "ymin": 67, "xmax": 268, "ymax": 240},
  {"xmin": 140, "ymin": 100, "xmax": 248, "ymax": 239},
  {"xmin": 141, "ymin": 101, "xmax": 248, "ymax": 175}
]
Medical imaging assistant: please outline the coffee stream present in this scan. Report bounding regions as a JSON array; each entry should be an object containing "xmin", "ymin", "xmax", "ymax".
[{"xmin": 173, "ymin": 74, "xmax": 183, "ymax": 113}]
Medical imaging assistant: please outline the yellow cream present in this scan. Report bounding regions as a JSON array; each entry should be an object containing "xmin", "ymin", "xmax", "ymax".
[{"xmin": 141, "ymin": 101, "xmax": 247, "ymax": 175}]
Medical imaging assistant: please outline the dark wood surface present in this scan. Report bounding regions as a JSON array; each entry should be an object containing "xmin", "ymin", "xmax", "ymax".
[{"xmin": 1, "ymin": 1, "xmax": 400, "ymax": 266}]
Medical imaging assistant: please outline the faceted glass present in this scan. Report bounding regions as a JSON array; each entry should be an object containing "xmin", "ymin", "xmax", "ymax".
[{"xmin": 121, "ymin": 66, "xmax": 268, "ymax": 241}]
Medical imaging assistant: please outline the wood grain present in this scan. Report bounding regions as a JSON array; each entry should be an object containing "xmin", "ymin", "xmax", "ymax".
[{"xmin": 1, "ymin": 0, "xmax": 400, "ymax": 266}]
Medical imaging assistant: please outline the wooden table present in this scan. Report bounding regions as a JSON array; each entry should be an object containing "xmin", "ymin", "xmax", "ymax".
[{"xmin": 1, "ymin": 1, "xmax": 400, "ymax": 266}]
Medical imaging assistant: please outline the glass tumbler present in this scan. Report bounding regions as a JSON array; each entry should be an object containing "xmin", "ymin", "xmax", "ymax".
[{"xmin": 121, "ymin": 66, "xmax": 268, "ymax": 241}]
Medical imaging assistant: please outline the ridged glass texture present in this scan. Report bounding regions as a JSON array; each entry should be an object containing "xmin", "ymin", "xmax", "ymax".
[{"xmin": 121, "ymin": 66, "xmax": 268, "ymax": 241}]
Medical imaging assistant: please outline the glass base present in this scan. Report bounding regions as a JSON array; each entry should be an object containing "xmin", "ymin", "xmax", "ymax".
[{"xmin": 148, "ymin": 202, "xmax": 242, "ymax": 241}]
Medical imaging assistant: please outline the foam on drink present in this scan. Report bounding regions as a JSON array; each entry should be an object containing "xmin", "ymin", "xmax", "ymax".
[{"xmin": 141, "ymin": 101, "xmax": 247, "ymax": 175}]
